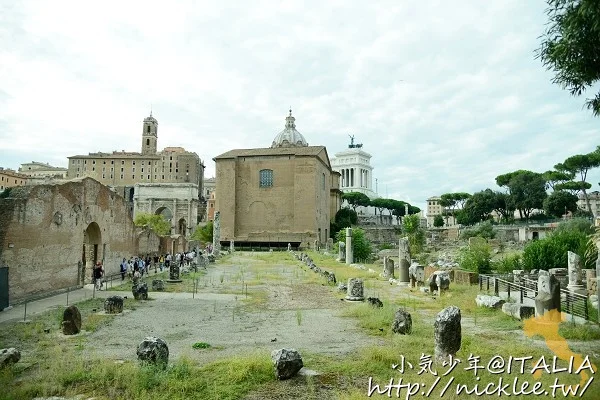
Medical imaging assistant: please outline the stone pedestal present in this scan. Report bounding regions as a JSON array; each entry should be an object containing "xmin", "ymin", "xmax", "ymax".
[
  {"xmin": 168, "ymin": 264, "xmax": 182, "ymax": 282},
  {"xmin": 567, "ymin": 251, "xmax": 585, "ymax": 294},
  {"xmin": 345, "ymin": 228, "xmax": 353, "ymax": 264},
  {"xmin": 326, "ymin": 238, "xmax": 333, "ymax": 252},
  {"xmin": 345, "ymin": 278, "xmax": 364, "ymax": 301},
  {"xmin": 534, "ymin": 274, "xmax": 561, "ymax": 321}
]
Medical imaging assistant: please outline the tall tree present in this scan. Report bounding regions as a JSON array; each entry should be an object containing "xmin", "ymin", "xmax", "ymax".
[
  {"xmin": 496, "ymin": 170, "xmax": 547, "ymax": 220},
  {"xmin": 341, "ymin": 192, "xmax": 371, "ymax": 211},
  {"xmin": 537, "ymin": 0, "xmax": 600, "ymax": 116},
  {"xmin": 542, "ymin": 170, "xmax": 574, "ymax": 190},
  {"xmin": 370, "ymin": 198, "xmax": 389, "ymax": 224},
  {"xmin": 555, "ymin": 148, "xmax": 600, "ymax": 213},
  {"xmin": 543, "ymin": 191, "xmax": 579, "ymax": 218}
]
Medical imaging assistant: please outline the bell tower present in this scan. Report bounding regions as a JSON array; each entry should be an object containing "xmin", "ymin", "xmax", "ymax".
[{"xmin": 142, "ymin": 111, "xmax": 158, "ymax": 155}]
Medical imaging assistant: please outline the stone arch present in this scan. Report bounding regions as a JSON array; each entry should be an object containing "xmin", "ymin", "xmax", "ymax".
[
  {"xmin": 178, "ymin": 218, "xmax": 187, "ymax": 236},
  {"xmin": 155, "ymin": 206, "xmax": 173, "ymax": 221},
  {"xmin": 82, "ymin": 222, "xmax": 102, "ymax": 285}
]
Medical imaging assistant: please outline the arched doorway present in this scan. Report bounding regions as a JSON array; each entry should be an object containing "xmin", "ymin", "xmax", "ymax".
[
  {"xmin": 178, "ymin": 218, "xmax": 187, "ymax": 236},
  {"xmin": 82, "ymin": 222, "xmax": 102, "ymax": 285},
  {"xmin": 155, "ymin": 206, "xmax": 173, "ymax": 235}
]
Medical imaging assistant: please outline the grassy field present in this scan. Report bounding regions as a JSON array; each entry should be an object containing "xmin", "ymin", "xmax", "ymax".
[{"xmin": 1, "ymin": 251, "xmax": 599, "ymax": 399}]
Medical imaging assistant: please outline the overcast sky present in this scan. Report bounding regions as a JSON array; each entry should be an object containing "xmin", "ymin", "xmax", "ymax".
[{"xmin": 1, "ymin": 1, "xmax": 598, "ymax": 210}]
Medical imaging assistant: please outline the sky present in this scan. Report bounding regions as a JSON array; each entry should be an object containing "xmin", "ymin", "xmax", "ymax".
[{"xmin": 1, "ymin": 0, "xmax": 599, "ymax": 211}]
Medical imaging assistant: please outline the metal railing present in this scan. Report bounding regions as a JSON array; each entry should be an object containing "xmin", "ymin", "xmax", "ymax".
[{"xmin": 479, "ymin": 274, "xmax": 592, "ymax": 322}]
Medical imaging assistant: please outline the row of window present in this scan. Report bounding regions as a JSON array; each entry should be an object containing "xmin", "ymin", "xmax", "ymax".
[{"xmin": 0, "ymin": 176, "xmax": 24, "ymax": 184}]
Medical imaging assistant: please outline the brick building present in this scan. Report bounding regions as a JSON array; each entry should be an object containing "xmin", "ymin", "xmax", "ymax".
[{"xmin": 213, "ymin": 110, "xmax": 341, "ymax": 248}]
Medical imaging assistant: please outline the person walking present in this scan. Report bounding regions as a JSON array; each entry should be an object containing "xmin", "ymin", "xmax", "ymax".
[
  {"xmin": 120, "ymin": 258, "xmax": 128, "ymax": 281},
  {"xmin": 93, "ymin": 261, "xmax": 104, "ymax": 290}
]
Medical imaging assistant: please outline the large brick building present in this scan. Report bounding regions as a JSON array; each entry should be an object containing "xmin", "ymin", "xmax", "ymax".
[
  {"xmin": 0, "ymin": 178, "xmax": 160, "ymax": 303},
  {"xmin": 213, "ymin": 110, "xmax": 341, "ymax": 248},
  {"xmin": 66, "ymin": 113, "xmax": 204, "ymax": 208}
]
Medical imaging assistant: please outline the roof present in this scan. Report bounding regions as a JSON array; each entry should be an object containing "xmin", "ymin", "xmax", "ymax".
[{"xmin": 214, "ymin": 146, "xmax": 327, "ymax": 159}]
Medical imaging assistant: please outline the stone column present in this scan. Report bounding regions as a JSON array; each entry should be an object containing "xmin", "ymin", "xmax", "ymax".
[
  {"xmin": 567, "ymin": 251, "xmax": 585, "ymax": 294},
  {"xmin": 382, "ymin": 257, "xmax": 394, "ymax": 279},
  {"xmin": 338, "ymin": 242, "xmax": 345, "ymax": 262},
  {"xmin": 398, "ymin": 237, "xmax": 410, "ymax": 285},
  {"xmin": 212, "ymin": 211, "xmax": 221, "ymax": 256},
  {"xmin": 229, "ymin": 240, "xmax": 235, "ymax": 253},
  {"xmin": 345, "ymin": 228, "xmax": 353, "ymax": 264}
]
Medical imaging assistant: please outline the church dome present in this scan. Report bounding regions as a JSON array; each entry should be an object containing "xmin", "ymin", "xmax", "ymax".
[{"xmin": 271, "ymin": 109, "xmax": 308, "ymax": 148}]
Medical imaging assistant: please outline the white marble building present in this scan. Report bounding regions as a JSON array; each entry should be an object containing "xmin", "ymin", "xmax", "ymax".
[
  {"xmin": 133, "ymin": 183, "xmax": 199, "ymax": 237},
  {"xmin": 331, "ymin": 137, "xmax": 387, "ymax": 223}
]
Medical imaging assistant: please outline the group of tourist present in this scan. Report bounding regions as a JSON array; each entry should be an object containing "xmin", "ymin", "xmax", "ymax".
[{"xmin": 90, "ymin": 249, "xmax": 205, "ymax": 290}]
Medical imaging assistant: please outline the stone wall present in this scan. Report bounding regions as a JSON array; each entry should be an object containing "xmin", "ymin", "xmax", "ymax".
[
  {"xmin": 0, "ymin": 178, "xmax": 159, "ymax": 303},
  {"xmin": 361, "ymin": 226, "xmax": 398, "ymax": 245}
]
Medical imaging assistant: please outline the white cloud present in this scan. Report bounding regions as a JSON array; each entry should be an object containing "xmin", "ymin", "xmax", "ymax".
[{"xmin": 1, "ymin": 0, "xmax": 599, "ymax": 211}]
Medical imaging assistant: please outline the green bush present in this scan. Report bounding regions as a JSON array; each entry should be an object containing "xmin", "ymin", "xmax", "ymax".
[
  {"xmin": 458, "ymin": 242, "xmax": 492, "ymax": 274},
  {"xmin": 522, "ymin": 230, "xmax": 589, "ymax": 271},
  {"xmin": 330, "ymin": 208, "xmax": 358, "ymax": 237},
  {"xmin": 460, "ymin": 220, "xmax": 496, "ymax": 240},
  {"xmin": 492, "ymin": 253, "xmax": 522, "ymax": 273},
  {"xmin": 336, "ymin": 227, "xmax": 373, "ymax": 262},
  {"xmin": 191, "ymin": 221, "xmax": 213, "ymax": 243}
]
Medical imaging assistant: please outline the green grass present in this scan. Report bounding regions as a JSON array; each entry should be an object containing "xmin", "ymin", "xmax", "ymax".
[{"xmin": 2, "ymin": 250, "xmax": 599, "ymax": 400}]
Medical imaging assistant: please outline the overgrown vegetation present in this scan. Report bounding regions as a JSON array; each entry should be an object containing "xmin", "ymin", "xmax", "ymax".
[
  {"xmin": 458, "ymin": 241, "xmax": 492, "ymax": 274},
  {"xmin": 460, "ymin": 220, "xmax": 496, "ymax": 240},
  {"xmin": 133, "ymin": 213, "xmax": 171, "ymax": 235},
  {"xmin": 336, "ymin": 227, "xmax": 372, "ymax": 262},
  {"xmin": 402, "ymin": 214, "xmax": 425, "ymax": 255},
  {"xmin": 522, "ymin": 218, "xmax": 597, "ymax": 271},
  {"xmin": 191, "ymin": 221, "xmax": 213, "ymax": 243}
]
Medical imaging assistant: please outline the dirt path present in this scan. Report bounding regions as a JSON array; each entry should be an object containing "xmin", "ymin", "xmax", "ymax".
[{"xmin": 82, "ymin": 257, "xmax": 381, "ymax": 365}]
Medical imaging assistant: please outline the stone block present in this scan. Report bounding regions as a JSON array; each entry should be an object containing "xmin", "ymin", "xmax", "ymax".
[
  {"xmin": 61, "ymin": 305, "xmax": 81, "ymax": 335},
  {"xmin": 137, "ymin": 336, "xmax": 169, "ymax": 368},
  {"xmin": 272, "ymin": 348, "xmax": 303, "ymax": 380}
]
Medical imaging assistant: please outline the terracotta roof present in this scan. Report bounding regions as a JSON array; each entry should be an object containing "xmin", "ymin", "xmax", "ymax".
[{"xmin": 214, "ymin": 146, "xmax": 326, "ymax": 160}]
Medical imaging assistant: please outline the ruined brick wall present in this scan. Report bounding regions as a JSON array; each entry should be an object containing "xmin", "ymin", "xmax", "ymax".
[{"xmin": 0, "ymin": 178, "xmax": 159, "ymax": 303}]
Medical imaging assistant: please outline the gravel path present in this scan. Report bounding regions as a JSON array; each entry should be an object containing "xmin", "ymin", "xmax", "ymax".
[{"xmin": 82, "ymin": 258, "xmax": 381, "ymax": 364}]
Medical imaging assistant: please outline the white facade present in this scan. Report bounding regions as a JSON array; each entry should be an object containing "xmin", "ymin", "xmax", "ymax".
[
  {"xmin": 331, "ymin": 143, "xmax": 377, "ymax": 200},
  {"xmin": 331, "ymin": 140, "xmax": 383, "ymax": 222},
  {"xmin": 133, "ymin": 183, "xmax": 199, "ymax": 237},
  {"xmin": 19, "ymin": 161, "xmax": 67, "ymax": 185}
]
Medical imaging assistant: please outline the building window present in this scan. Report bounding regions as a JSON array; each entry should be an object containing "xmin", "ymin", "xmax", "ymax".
[
  {"xmin": 146, "ymin": 139, "xmax": 150, "ymax": 146},
  {"xmin": 322, "ymin": 173, "xmax": 325, "ymax": 190},
  {"xmin": 111, "ymin": 160, "xmax": 114, "ymax": 165},
  {"xmin": 147, "ymin": 126, "xmax": 151, "ymax": 133},
  {"xmin": 148, "ymin": 175, "xmax": 150, "ymax": 180},
  {"xmin": 121, "ymin": 160, "xmax": 124, "ymax": 165},
  {"xmin": 259, "ymin": 169, "xmax": 273, "ymax": 187}
]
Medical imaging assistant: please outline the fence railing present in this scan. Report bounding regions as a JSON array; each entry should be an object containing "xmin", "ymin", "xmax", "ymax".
[{"xmin": 478, "ymin": 274, "xmax": 592, "ymax": 322}]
